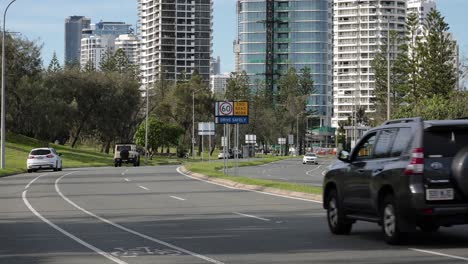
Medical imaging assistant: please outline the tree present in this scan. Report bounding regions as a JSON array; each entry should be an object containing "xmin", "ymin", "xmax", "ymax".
[
  {"xmin": 418, "ymin": 9, "xmax": 457, "ymax": 97},
  {"xmin": 47, "ymin": 52, "xmax": 62, "ymax": 73},
  {"xmin": 133, "ymin": 118, "xmax": 184, "ymax": 157},
  {"xmin": 298, "ymin": 67, "xmax": 315, "ymax": 96},
  {"xmin": 225, "ymin": 71, "xmax": 250, "ymax": 101}
]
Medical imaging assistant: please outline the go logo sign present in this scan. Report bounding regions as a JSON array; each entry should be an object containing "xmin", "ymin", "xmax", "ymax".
[{"xmin": 218, "ymin": 102, "xmax": 233, "ymax": 116}]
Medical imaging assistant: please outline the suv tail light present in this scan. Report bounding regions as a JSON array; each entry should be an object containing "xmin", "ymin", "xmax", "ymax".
[
  {"xmin": 404, "ymin": 148, "xmax": 424, "ymax": 175},
  {"xmin": 46, "ymin": 154, "xmax": 54, "ymax": 158},
  {"xmin": 28, "ymin": 155, "xmax": 35, "ymax": 159}
]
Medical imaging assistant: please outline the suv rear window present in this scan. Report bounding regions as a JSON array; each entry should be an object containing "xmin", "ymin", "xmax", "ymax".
[
  {"xmin": 424, "ymin": 128, "xmax": 468, "ymax": 157},
  {"xmin": 117, "ymin": 146, "xmax": 131, "ymax": 151},
  {"xmin": 30, "ymin": 149, "xmax": 51, "ymax": 155}
]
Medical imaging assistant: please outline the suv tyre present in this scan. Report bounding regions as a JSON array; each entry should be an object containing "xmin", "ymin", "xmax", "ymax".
[
  {"xmin": 327, "ymin": 189, "xmax": 352, "ymax": 235},
  {"xmin": 382, "ymin": 195, "xmax": 407, "ymax": 245}
]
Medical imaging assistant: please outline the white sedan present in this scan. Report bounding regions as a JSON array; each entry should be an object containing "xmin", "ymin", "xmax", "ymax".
[
  {"xmin": 27, "ymin": 148, "xmax": 62, "ymax": 173},
  {"xmin": 302, "ymin": 153, "xmax": 318, "ymax": 165}
]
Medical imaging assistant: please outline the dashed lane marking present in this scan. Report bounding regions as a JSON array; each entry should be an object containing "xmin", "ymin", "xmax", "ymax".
[
  {"xmin": 170, "ymin": 196, "xmax": 186, "ymax": 201},
  {"xmin": 234, "ymin": 212, "xmax": 270, "ymax": 222}
]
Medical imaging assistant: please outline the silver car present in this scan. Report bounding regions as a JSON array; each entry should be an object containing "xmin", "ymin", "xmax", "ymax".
[
  {"xmin": 302, "ymin": 153, "xmax": 318, "ymax": 164},
  {"xmin": 27, "ymin": 148, "xmax": 62, "ymax": 173}
]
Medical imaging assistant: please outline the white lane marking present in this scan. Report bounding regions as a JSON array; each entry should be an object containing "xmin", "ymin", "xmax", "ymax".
[
  {"xmin": 321, "ymin": 171, "xmax": 327, "ymax": 176},
  {"xmin": 170, "ymin": 196, "xmax": 186, "ymax": 201},
  {"xmin": 234, "ymin": 212, "xmax": 270, "ymax": 222},
  {"xmin": 279, "ymin": 178, "xmax": 288, "ymax": 181},
  {"xmin": 410, "ymin": 248, "xmax": 468, "ymax": 261},
  {"xmin": 22, "ymin": 173, "xmax": 128, "ymax": 264},
  {"xmin": 25, "ymin": 173, "xmax": 50, "ymax": 189},
  {"xmin": 305, "ymin": 165, "xmax": 322, "ymax": 176},
  {"xmin": 55, "ymin": 174, "xmax": 225, "ymax": 264},
  {"xmin": 124, "ymin": 178, "xmax": 130, "ymax": 182},
  {"xmin": 138, "ymin": 185, "xmax": 150, "ymax": 191},
  {"xmin": 121, "ymin": 169, "xmax": 129, "ymax": 176},
  {"xmin": 176, "ymin": 167, "xmax": 322, "ymax": 204}
]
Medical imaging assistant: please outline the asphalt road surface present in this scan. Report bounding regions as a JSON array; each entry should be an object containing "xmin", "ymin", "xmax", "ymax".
[
  {"xmin": 2, "ymin": 165, "xmax": 468, "ymax": 263},
  {"xmin": 230, "ymin": 157, "xmax": 335, "ymax": 186}
]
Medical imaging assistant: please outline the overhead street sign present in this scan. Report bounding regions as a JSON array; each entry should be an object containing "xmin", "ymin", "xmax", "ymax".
[
  {"xmin": 216, "ymin": 116, "xmax": 249, "ymax": 124},
  {"xmin": 198, "ymin": 122, "xmax": 215, "ymax": 136}
]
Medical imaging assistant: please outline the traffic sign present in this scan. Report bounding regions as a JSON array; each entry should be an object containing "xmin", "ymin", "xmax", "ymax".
[
  {"xmin": 198, "ymin": 122, "xmax": 215, "ymax": 136},
  {"xmin": 234, "ymin": 101, "xmax": 249, "ymax": 116},
  {"xmin": 217, "ymin": 102, "xmax": 233, "ymax": 116},
  {"xmin": 216, "ymin": 116, "xmax": 249, "ymax": 124}
]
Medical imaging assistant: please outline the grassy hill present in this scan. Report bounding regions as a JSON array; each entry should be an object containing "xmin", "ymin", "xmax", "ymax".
[{"xmin": 1, "ymin": 133, "xmax": 182, "ymax": 177}]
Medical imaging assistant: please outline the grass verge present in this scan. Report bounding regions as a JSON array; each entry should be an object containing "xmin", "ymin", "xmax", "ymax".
[
  {"xmin": 1, "ymin": 133, "xmax": 183, "ymax": 177},
  {"xmin": 184, "ymin": 157, "xmax": 322, "ymax": 195}
]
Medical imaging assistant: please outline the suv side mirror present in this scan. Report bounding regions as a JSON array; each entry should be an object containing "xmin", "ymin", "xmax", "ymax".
[{"xmin": 337, "ymin": 150, "xmax": 350, "ymax": 162}]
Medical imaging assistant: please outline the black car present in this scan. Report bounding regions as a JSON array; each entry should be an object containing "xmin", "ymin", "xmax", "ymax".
[{"xmin": 323, "ymin": 118, "xmax": 468, "ymax": 244}]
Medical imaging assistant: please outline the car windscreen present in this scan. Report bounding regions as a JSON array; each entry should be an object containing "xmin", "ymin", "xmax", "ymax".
[
  {"xmin": 305, "ymin": 154, "xmax": 316, "ymax": 157},
  {"xmin": 424, "ymin": 127, "xmax": 468, "ymax": 157},
  {"xmin": 30, "ymin": 149, "xmax": 51, "ymax": 155}
]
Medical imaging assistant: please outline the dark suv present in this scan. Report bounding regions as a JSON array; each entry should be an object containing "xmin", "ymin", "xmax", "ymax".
[{"xmin": 323, "ymin": 118, "xmax": 468, "ymax": 244}]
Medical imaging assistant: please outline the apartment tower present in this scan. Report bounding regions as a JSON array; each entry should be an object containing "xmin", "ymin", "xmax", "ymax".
[
  {"xmin": 65, "ymin": 16, "xmax": 91, "ymax": 64},
  {"xmin": 237, "ymin": 0, "xmax": 333, "ymax": 125},
  {"xmin": 138, "ymin": 0, "xmax": 213, "ymax": 86},
  {"xmin": 331, "ymin": 0, "xmax": 407, "ymax": 127}
]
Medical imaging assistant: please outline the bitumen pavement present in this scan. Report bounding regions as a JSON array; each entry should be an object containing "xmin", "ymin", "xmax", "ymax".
[{"xmin": 1, "ymin": 165, "xmax": 468, "ymax": 263}]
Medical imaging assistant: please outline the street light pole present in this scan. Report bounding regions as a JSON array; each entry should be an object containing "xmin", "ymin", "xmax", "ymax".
[
  {"xmin": 386, "ymin": 18, "xmax": 391, "ymax": 120},
  {"xmin": 1, "ymin": 0, "xmax": 17, "ymax": 169},
  {"xmin": 192, "ymin": 90, "xmax": 195, "ymax": 160},
  {"xmin": 296, "ymin": 113, "xmax": 300, "ymax": 156},
  {"xmin": 144, "ymin": 84, "xmax": 149, "ymax": 164}
]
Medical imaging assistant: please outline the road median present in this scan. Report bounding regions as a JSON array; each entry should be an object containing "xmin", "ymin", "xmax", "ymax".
[{"xmin": 181, "ymin": 161, "xmax": 323, "ymax": 202}]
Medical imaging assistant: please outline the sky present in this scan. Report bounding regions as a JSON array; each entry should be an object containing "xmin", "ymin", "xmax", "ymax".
[{"xmin": 4, "ymin": 0, "xmax": 467, "ymax": 73}]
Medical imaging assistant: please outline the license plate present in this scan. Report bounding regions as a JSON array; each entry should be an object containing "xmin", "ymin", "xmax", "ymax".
[
  {"xmin": 426, "ymin": 188, "xmax": 454, "ymax": 201},
  {"xmin": 36, "ymin": 157, "xmax": 44, "ymax": 160}
]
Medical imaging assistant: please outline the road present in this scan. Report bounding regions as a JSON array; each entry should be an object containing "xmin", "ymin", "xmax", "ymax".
[
  {"xmin": 1, "ymin": 165, "xmax": 468, "ymax": 263},
  {"xmin": 230, "ymin": 157, "xmax": 335, "ymax": 186}
]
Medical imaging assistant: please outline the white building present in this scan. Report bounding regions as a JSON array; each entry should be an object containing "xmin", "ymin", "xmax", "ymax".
[
  {"xmin": 332, "ymin": 0, "xmax": 407, "ymax": 127},
  {"xmin": 407, "ymin": 0, "xmax": 435, "ymax": 25},
  {"xmin": 210, "ymin": 74, "xmax": 230, "ymax": 95},
  {"xmin": 80, "ymin": 35, "xmax": 115, "ymax": 70},
  {"xmin": 115, "ymin": 34, "xmax": 140, "ymax": 65},
  {"xmin": 137, "ymin": 0, "xmax": 213, "ymax": 87}
]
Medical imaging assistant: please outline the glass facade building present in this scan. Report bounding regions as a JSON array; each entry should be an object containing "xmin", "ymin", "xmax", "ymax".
[{"xmin": 236, "ymin": 0, "xmax": 333, "ymax": 125}]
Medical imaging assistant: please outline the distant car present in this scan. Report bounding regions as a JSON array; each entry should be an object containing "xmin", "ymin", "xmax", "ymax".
[
  {"xmin": 27, "ymin": 148, "xmax": 62, "ymax": 173},
  {"xmin": 303, "ymin": 153, "xmax": 318, "ymax": 164}
]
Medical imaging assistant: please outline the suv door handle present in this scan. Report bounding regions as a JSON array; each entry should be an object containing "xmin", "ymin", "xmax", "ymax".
[{"xmin": 357, "ymin": 169, "xmax": 365, "ymax": 173}]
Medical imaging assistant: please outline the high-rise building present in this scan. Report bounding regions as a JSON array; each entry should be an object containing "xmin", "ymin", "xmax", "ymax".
[
  {"xmin": 407, "ymin": 0, "xmax": 435, "ymax": 25},
  {"xmin": 211, "ymin": 56, "xmax": 221, "ymax": 75},
  {"xmin": 80, "ymin": 21, "xmax": 134, "ymax": 69},
  {"xmin": 331, "ymin": 0, "xmax": 407, "ymax": 127},
  {"xmin": 236, "ymin": 0, "xmax": 333, "ymax": 125},
  {"xmin": 138, "ymin": 0, "xmax": 213, "ymax": 86},
  {"xmin": 87, "ymin": 21, "xmax": 133, "ymax": 37},
  {"xmin": 65, "ymin": 16, "xmax": 91, "ymax": 64},
  {"xmin": 115, "ymin": 34, "xmax": 140, "ymax": 65},
  {"xmin": 210, "ymin": 73, "xmax": 230, "ymax": 95},
  {"xmin": 80, "ymin": 35, "xmax": 116, "ymax": 70}
]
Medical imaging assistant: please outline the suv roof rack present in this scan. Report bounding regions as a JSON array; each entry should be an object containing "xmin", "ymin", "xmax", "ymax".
[{"xmin": 382, "ymin": 117, "xmax": 423, "ymax": 126}]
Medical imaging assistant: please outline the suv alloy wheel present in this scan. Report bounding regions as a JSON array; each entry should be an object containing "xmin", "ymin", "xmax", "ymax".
[
  {"xmin": 382, "ymin": 195, "xmax": 407, "ymax": 244},
  {"xmin": 327, "ymin": 190, "xmax": 352, "ymax": 234}
]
